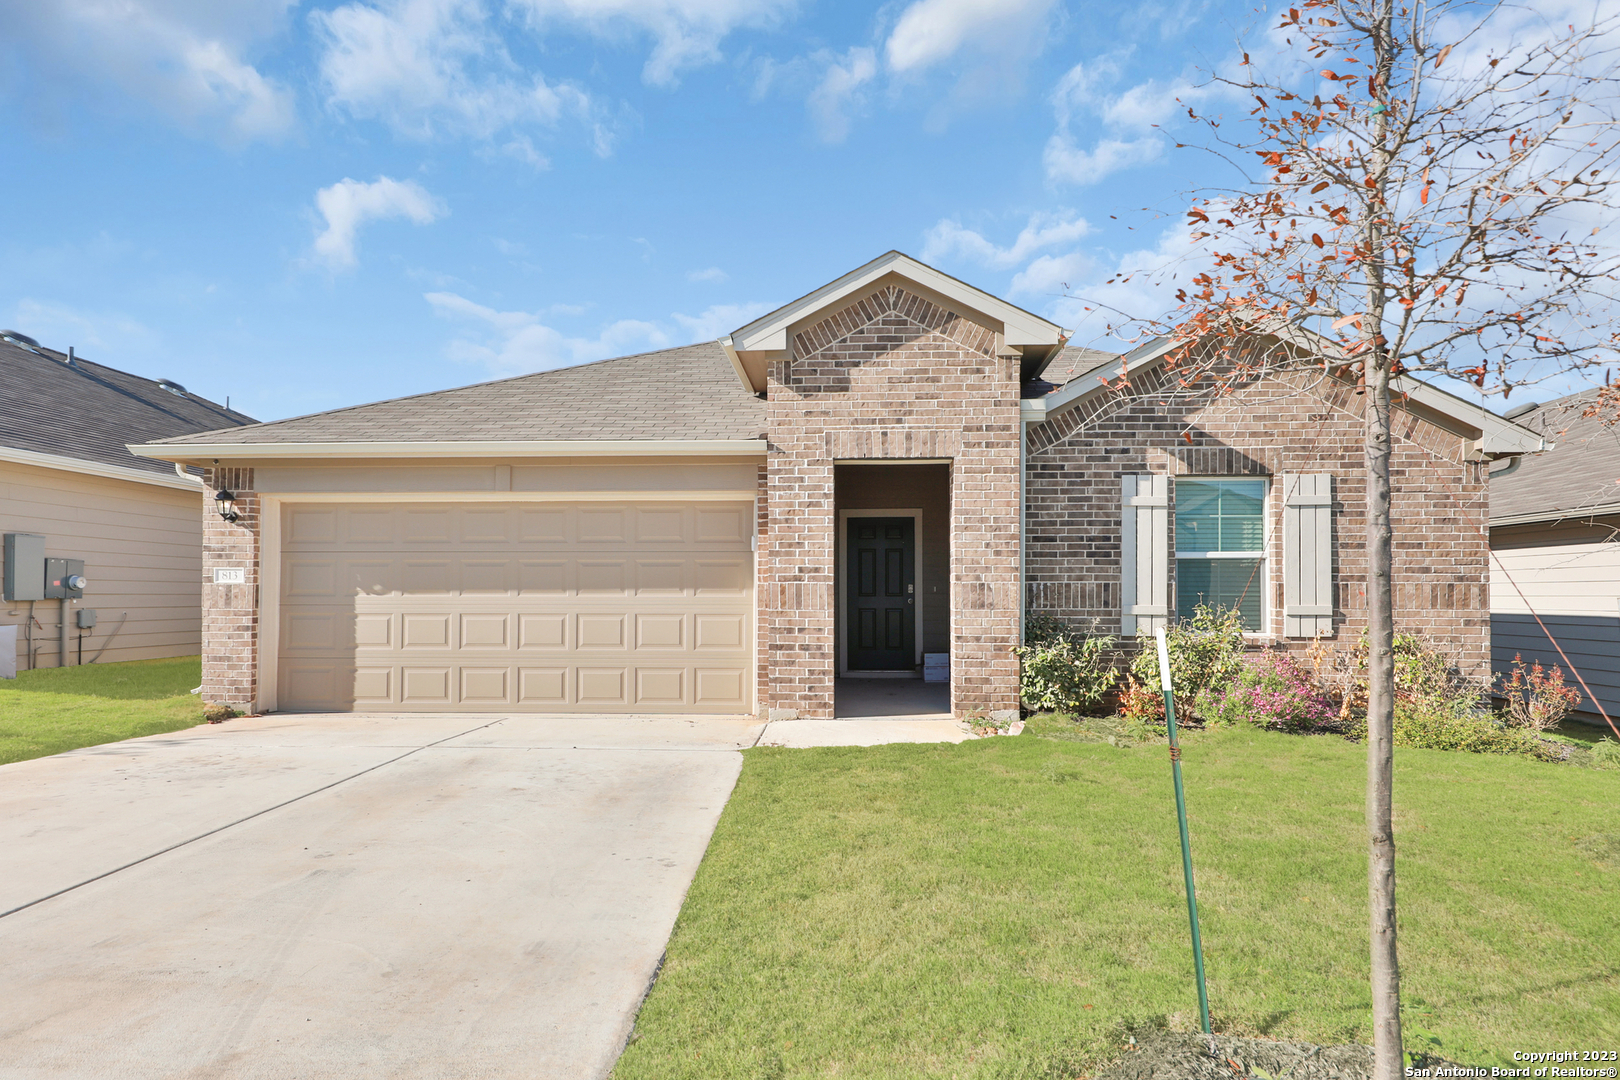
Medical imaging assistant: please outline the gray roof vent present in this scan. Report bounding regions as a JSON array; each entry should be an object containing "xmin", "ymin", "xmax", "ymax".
[
  {"xmin": 157, "ymin": 379, "xmax": 189, "ymax": 398},
  {"xmin": 1, "ymin": 329, "xmax": 42, "ymax": 352},
  {"xmin": 1503, "ymin": 401, "xmax": 1540, "ymax": 420}
]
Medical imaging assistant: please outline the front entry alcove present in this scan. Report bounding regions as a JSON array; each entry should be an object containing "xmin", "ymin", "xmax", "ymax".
[{"xmin": 833, "ymin": 462, "xmax": 950, "ymax": 718}]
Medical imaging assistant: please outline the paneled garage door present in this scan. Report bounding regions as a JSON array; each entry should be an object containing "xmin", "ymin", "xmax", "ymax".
[{"xmin": 276, "ymin": 501, "xmax": 753, "ymax": 713}]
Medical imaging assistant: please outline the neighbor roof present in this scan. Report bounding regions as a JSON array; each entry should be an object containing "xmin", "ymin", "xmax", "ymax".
[
  {"xmin": 0, "ymin": 335, "xmax": 254, "ymax": 477},
  {"xmin": 1491, "ymin": 388, "xmax": 1620, "ymax": 524},
  {"xmin": 146, "ymin": 341, "xmax": 765, "ymax": 449},
  {"xmin": 1035, "ymin": 345, "xmax": 1120, "ymax": 388}
]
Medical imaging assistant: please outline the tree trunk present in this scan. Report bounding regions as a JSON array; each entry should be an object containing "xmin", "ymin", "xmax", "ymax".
[
  {"xmin": 1365, "ymin": 3, "xmax": 1403, "ymax": 1070},
  {"xmin": 1365, "ymin": 363, "xmax": 1402, "ymax": 1076}
]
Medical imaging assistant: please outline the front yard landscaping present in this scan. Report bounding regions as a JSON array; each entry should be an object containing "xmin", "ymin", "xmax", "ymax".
[
  {"xmin": 0, "ymin": 656, "xmax": 206, "ymax": 765},
  {"xmin": 613, "ymin": 726, "xmax": 1620, "ymax": 1079}
]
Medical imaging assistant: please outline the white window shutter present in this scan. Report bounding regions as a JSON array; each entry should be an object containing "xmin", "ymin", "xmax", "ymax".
[
  {"xmin": 1121, "ymin": 473, "xmax": 1170, "ymax": 637},
  {"xmin": 1283, "ymin": 473, "xmax": 1334, "ymax": 637}
]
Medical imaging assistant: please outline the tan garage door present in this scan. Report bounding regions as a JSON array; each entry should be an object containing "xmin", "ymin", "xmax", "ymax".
[{"xmin": 276, "ymin": 501, "xmax": 753, "ymax": 713}]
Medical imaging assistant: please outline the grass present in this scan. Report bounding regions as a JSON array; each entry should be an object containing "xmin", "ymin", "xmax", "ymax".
[
  {"xmin": 0, "ymin": 656, "xmax": 206, "ymax": 765},
  {"xmin": 613, "ymin": 724, "xmax": 1620, "ymax": 1079}
]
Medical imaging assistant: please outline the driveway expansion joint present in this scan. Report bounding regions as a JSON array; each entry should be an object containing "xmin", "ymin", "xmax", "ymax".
[{"xmin": 0, "ymin": 718, "xmax": 505, "ymax": 922}]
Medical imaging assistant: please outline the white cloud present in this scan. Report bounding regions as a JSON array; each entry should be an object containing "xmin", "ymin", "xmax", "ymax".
[
  {"xmin": 1048, "ymin": 217, "xmax": 1213, "ymax": 346},
  {"xmin": 687, "ymin": 266, "xmax": 728, "ymax": 282},
  {"xmin": 1010, "ymin": 252, "xmax": 1091, "ymax": 298},
  {"xmin": 313, "ymin": 0, "xmax": 599, "ymax": 145},
  {"xmin": 884, "ymin": 0, "xmax": 1057, "ymax": 74},
  {"xmin": 921, "ymin": 210, "xmax": 1093, "ymax": 269},
  {"xmin": 1043, "ymin": 134, "xmax": 1164, "ymax": 186},
  {"xmin": 312, "ymin": 177, "xmax": 446, "ymax": 269},
  {"xmin": 508, "ymin": 0, "xmax": 796, "ymax": 87},
  {"xmin": 8, "ymin": 298, "xmax": 162, "ymax": 360},
  {"xmin": 426, "ymin": 292, "xmax": 772, "ymax": 375},
  {"xmin": 1041, "ymin": 55, "xmax": 1219, "ymax": 185},
  {"xmin": 671, "ymin": 301, "xmax": 772, "ymax": 340},
  {"xmin": 807, "ymin": 47, "xmax": 877, "ymax": 143},
  {"xmin": 2, "ymin": 0, "xmax": 296, "ymax": 141}
]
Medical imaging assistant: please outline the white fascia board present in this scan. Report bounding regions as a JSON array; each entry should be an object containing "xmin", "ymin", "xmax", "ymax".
[
  {"xmin": 0, "ymin": 444, "xmax": 204, "ymax": 490},
  {"xmin": 718, "ymin": 337, "xmax": 754, "ymax": 393},
  {"xmin": 1025, "ymin": 333, "xmax": 1548, "ymax": 458},
  {"xmin": 1026, "ymin": 337, "xmax": 1173, "ymax": 424},
  {"xmin": 730, "ymin": 251, "xmax": 1063, "ymax": 353},
  {"xmin": 1389, "ymin": 376, "xmax": 1547, "ymax": 455},
  {"xmin": 1490, "ymin": 500, "xmax": 1620, "ymax": 527},
  {"xmin": 129, "ymin": 439, "xmax": 768, "ymax": 463}
]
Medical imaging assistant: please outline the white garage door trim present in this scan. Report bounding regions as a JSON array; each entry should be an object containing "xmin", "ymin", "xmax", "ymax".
[{"xmin": 258, "ymin": 494, "xmax": 755, "ymax": 715}]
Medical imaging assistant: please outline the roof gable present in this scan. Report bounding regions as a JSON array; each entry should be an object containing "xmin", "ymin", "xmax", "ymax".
[{"xmin": 726, "ymin": 251, "xmax": 1065, "ymax": 390}]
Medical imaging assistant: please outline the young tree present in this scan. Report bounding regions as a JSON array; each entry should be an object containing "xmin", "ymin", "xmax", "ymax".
[{"xmin": 1090, "ymin": 2, "xmax": 1620, "ymax": 1071}]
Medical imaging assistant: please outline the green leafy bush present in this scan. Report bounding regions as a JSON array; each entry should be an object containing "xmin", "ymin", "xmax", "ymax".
[
  {"xmin": 1017, "ymin": 633, "xmax": 1119, "ymax": 715},
  {"xmin": 1349, "ymin": 702, "xmax": 1563, "ymax": 762},
  {"xmin": 1128, "ymin": 605, "xmax": 1247, "ymax": 720},
  {"xmin": 1589, "ymin": 738, "xmax": 1620, "ymax": 770}
]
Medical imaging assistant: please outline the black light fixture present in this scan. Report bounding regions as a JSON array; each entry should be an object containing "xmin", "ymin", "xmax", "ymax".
[{"xmin": 214, "ymin": 489, "xmax": 239, "ymax": 523}]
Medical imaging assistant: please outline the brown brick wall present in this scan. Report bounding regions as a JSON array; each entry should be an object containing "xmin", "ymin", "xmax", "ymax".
[
  {"xmin": 762, "ymin": 283, "xmax": 1023, "ymax": 720},
  {"xmin": 1025, "ymin": 363, "xmax": 1491, "ymax": 676},
  {"xmin": 201, "ymin": 467, "xmax": 260, "ymax": 707}
]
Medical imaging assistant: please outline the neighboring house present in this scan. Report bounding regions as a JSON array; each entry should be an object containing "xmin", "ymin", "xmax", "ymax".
[
  {"xmin": 1, "ymin": 332, "xmax": 254, "ymax": 671},
  {"xmin": 1489, "ymin": 389, "xmax": 1620, "ymax": 724},
  {"xmin": 132, "ymin": 253, "xmax": 1542, "ymax": 718}
]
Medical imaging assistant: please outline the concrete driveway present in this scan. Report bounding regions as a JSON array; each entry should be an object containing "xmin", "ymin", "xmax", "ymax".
[{"xmin": 0, "ymin": 713, "xmax": 764, "ymax": 1080}]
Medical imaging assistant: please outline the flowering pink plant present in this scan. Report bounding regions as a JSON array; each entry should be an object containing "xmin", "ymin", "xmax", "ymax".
[{"xmin": 1211, "ymin": 649, "xmax": 1336, "ymax": 732}]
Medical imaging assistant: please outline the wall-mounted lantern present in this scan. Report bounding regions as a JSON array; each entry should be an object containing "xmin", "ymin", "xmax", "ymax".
[{"xmin": 214, "ymin": 489, "xmax": 239, "ymax": 523}]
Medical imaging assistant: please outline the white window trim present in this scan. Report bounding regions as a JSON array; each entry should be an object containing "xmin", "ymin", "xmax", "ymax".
[{"xmin": 1172, "ymin": 476, "xmax": 1272, "ymax": 636}]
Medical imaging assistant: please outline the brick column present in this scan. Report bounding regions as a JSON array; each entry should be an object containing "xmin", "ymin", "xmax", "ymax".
[{"xmin": 201, "ymin": 467, "xmax": 260, "ymax": 709}]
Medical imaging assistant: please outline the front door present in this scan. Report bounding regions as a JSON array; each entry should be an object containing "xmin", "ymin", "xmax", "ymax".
[{"xmin": 846, "ymin": 517, "xmax": 915, "ymax": 671}]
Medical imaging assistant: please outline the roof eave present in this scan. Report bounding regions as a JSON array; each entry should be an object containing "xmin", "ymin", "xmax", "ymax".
[
  {"xmin": 1, "ymin": 443, "xmax": 204, "ymax": 490},
  {"xmin": 129, "ymin": 439, "xmax": 769, "ymax": 463}
]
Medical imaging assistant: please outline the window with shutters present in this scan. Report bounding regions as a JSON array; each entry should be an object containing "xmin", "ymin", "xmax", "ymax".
[{"xmin": 1174, "ymin": 478, "xmax": 1267, "ymax": 629}]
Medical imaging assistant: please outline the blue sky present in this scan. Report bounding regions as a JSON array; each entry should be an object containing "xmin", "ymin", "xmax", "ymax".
[{"xmin": 0, "ymin": 0, "xmax": 1530, "ymax": 423}]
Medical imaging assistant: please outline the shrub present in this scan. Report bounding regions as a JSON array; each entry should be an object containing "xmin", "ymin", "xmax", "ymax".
[
  {"xmin": 1210, "ymin": 649, "xmax": 1337, "ymax": 732},
  {"xmin": 1349, "ymin": 702, "xmax": 1563, "ymax": 762},
  {"xmin": 1390, "ymin": 632, "xmax": 1485, "ymax": 717},
  {"xmin": 1023, "ymin": 612, "xmax": 1075, "ymax": 647},
  {"xmin": 1017, "ymin": 633, "xmax": 1119, "ymax": 715},
  {"xmin": 1119, "ymin": 675, "xmax": 1165, "ymax": 724},
  {"xmin": 1497, "ymin": 653, "xmax": 1582, "ymax": 731},
  {"xmin": 1127, "ymin": 605, "xmax": 1247, "ymax": 720},
  {"xmin": 1591, "ymin": 738, "xmax": 1620, "ymax": 770}
]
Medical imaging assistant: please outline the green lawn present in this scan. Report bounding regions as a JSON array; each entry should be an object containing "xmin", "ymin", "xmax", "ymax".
[
  {"xmin": 613, "ymin": 726, "xmax": 1620, "ymax": 1079},
  {"xmin": 0, "ymin": 656, "xmax": 207, "ymax": 765}
]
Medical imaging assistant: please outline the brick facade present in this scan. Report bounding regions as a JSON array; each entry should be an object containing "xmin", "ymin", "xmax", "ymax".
[
  {"xmin": 760, "ymin": 283, "xmax": 1024, "ymax": 720},
  {"xmin": 201, "ymin": 467, "xmax": 260, "ymax": 707},
  {"xmin": 1024, "ymin": 363, "xmax": 1492, "ymax": 676}
]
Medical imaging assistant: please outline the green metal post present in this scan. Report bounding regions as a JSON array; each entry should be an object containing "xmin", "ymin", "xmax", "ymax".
[{"xmin": 1155, "ymin": 627, "xmax": 1212, "ymax": 1035}]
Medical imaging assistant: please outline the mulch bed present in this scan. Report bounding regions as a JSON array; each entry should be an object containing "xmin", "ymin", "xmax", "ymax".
[{"xmin": 1093, "ymin": 1031, "xmax": 1389, "ymax": 1080}]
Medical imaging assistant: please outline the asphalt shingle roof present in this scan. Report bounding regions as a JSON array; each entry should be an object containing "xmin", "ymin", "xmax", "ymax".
[
  {"xmin": 151, "ymin": 341, "xmax": 766, "ymax": 447},
  {"xmin": 1491, "ymin": 387, "xmax": 1620, "ymax": 521},
  {"xmin": 1039, "ymin": 345, "xmax": 1121, "ymax": 388},
  {"xmin": 0, "ymin": 336, "xmax": 255, "ymax": 477}
]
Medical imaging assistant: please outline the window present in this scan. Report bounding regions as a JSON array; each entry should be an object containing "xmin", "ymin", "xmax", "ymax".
[{"xmin": 1175, "ymin": 478, "xmax": 1266, "ymax": 628}]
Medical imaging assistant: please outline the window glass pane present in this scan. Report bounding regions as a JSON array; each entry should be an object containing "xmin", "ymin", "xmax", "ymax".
[
  {"xmin": 1175, "ymin": 479, "xmax": 1265, "ymax": 553},
  {"xmin": 1176, "ymin": 557, "xmax": 1263, "ymax": 628}
]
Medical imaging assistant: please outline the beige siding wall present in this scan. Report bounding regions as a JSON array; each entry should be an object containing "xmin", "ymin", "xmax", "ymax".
[
  {"xmin": 1491, "ymin": 518, "xmax": 1620, "ymax": 618},
  {"xmin": 0, "ymin": 460, "xmax": 203, "ymax": 670}
]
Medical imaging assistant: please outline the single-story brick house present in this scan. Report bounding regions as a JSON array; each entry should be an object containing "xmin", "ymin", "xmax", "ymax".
[{"xmin": 132, "ymin": 253, "xmax": 1543, "ymax": 719}]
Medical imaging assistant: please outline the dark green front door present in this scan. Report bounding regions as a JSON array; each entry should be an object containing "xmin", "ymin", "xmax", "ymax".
[{"xmin": 846, "ymin": 517, "xmax": 915, "ymax": 671}]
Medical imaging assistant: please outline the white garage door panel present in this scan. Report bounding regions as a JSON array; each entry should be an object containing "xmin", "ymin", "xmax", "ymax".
[{"xmin": 277, "ymin": 502, "xmax": 753, "ymax": 713}]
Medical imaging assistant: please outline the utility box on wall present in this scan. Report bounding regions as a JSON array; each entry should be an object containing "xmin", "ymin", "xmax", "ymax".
[
  {"xmin": 44, "ymin": 558, "xmax": 86, "ymax": 600},
  {"xmin": 3, "ymin": 533, "xmax": 46, "ymax": 602}
]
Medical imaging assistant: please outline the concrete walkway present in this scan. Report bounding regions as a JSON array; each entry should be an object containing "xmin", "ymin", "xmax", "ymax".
[{"xmin": 0, "ymin": 712, "xmax": 974, "ymax": 1079}]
